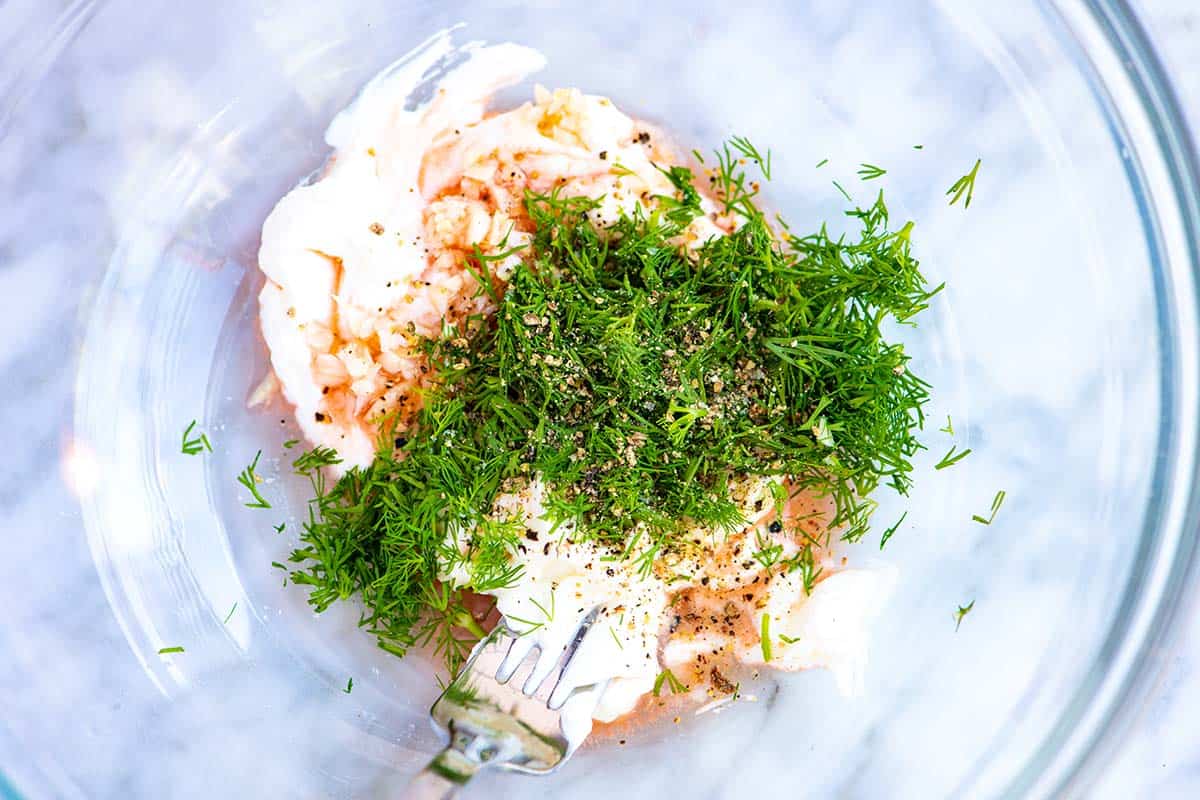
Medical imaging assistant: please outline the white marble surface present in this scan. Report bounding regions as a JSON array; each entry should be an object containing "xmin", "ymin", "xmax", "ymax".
[{"xmin": 0, "ymin": 1, "xmax": 1198, "ymax": 798}]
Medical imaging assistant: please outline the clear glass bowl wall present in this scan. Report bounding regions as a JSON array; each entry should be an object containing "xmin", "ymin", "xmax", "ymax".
[{"xmin": 1, "ymin": 1, "xmax": 1198, "ymax": 798}]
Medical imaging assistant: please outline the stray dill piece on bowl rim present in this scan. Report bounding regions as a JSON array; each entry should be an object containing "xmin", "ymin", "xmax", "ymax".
[{"xmin": 284, "ymin": 139, "xmax": 941, "ymax": 670}]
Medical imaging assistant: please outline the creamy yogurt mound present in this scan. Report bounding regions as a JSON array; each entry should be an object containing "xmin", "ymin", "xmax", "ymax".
[{"xmin": 258, "ymin": 37, "xmax": 894, "ymax": 736}]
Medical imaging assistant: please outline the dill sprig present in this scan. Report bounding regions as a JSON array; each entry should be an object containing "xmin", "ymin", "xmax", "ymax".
[
  {"xmin": 181, "ymin": 420, "xmax": 212, "ymax": 455},
  {"xmin": 729, "ymin": 135, "xmax": 772, "ymax": 179},
  {"xmin": 857, "ymin": 163, "xmax": 887, "ymax": 181},
  {"xmin": 653, "ymin": 668, "xmax": 688, "ymax": 696},
  {"xmin": 947, "ymin": 159, "xmax": 982, "ymax": 208},
  {"xmin": 752, "ymin": 530, "xmax": 784, "ymax": 570},
  {"xmin": 934, "ymin": 445, "xmax": 971, "ymax": 470},
  {"xmin": 284, "ymin": 138, "xmax": 939, "ymax": 669},
  {"xmin": 955, "ymin": 600, "xmax": 975, "ymax": 631},
  {"xmin": 879, "ymin": 510, "xmax": 907, "ymax": 550},
  {"xmin": 237, "ymin": 451, "xmax": 272, "ymax": 509},
  {"xmin": 782, "ymin": 546, "xmax": 823, "ymax": 595},
  {"xmin": 972, "ymin": 490, "xmax": 1006, "ymax": 525}
]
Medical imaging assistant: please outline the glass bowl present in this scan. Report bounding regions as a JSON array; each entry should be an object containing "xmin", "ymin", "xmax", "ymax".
[{"xmin": 2, "ymin": 1, "xmax": 1198, "ymax": 797}]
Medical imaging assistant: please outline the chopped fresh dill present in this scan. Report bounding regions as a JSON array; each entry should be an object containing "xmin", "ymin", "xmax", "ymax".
[
  {"xmin": 655, "ymin": 164, "xmax": 705, "ymax": 227},
  {"xmin": 273, "ymin": 522, "xmax": 286, "ymax": 533},
  {"xmin": 528, "ymin": 593, "xmax": 555, "ymax": 623},
  {"xmin": 752, "ymin": 529, "xmax": 784, "ymax": 570},
  {"xmin": 293, "ymin": 446, "xmax": 341, "ymax": 476},
  {"xmin": 344, "ymin": 677, "xmax": 354, "ymax": 694},
  {"xmin": 653, "ymin": 667, "xmax": 688, "ymax": 696},
  {"xmin": 913, "ymin": 144, "xmax": 924, "ymax": 150},
  {"xmin": 713, "ymin": 138, "xmax": 770, "ymax": 215},
  {"xmin": 955, "ymin": 600, "xmax": 975, "ymax": 631},
  {"xmin": 782, "ymin": 546, "xmax": 823, "ymax": 595},
  {"xmin": 972, "ymin": 490, "xmax": 1006, "ymax": 525},
  {"xmin": 728, "ymin": 135, "xmax": 772, "ymax": 180},
  {"xmin": 283, "ymin": 438, "xmax": 300, "ymax": 449},
  {"xmin": 857, "ymin": 163, "xmax": 887, "ymax": 181},
  {"xmin": 222, "ymin": 603, "xmax": 237, "ymax": 624},
  {"xmin": 947, "ymin": 159, "xmax": 982, "ymax": 208},
  {"xmin": 158, "ymin": 646, "xmax": 185, "ymax": 655},
  {"xmin": 237, "ymin": 451, "xmax": 272, "ymax": 509},
  {"xmin": 832, "ymin": 179, "xmax": 852, "ymax": 202},
  {"xmin": 181, "ymin": 420, "xmax": 212, "ymax": 456},
  {"xmin": 282, "ymin": 137, "xmax": 940, "ymax": 671},
  {"xmin": 815, "ymin": 158, "xmax": 829, "ymax": 168},
  {"xmin": 779, "ymin": 633, "xmax": 801, "ymax": 645},
  {"xmin": 506, "ymin": 613, "xmax": 544, "ymax": 635},
  {"xmin": 934, "ymin": 445, "xmax": 971, "ymax": 470},
  {"xmin": 609, "ymin": 626, "xmax": 624, "ymax": 650},
  {"xmin": 939, "ymin": 415, "xmax": 955, "ymax": 436},
  {"xmin": 880, "ymin": 511, "xmax": 907, "ymax": 550},
  {"xmin": 760, "ymin": 614, "xmax": 772, "ymax": 662}
]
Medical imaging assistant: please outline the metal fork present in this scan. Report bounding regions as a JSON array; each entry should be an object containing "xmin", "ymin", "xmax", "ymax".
[{"xmin": 403, "ymin": 607, "xmax": 607, "ymax": 799}]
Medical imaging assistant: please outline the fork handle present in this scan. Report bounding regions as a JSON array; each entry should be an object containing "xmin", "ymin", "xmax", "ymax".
[{"xmin": 401, "ymin": 746, "xmax": 482, "ymax": 799}]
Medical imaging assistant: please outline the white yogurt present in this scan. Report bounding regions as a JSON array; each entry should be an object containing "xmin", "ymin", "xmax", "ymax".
[{"xmin": 259, "ymin": 37, "xmax": 896, "ymax": 741}]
